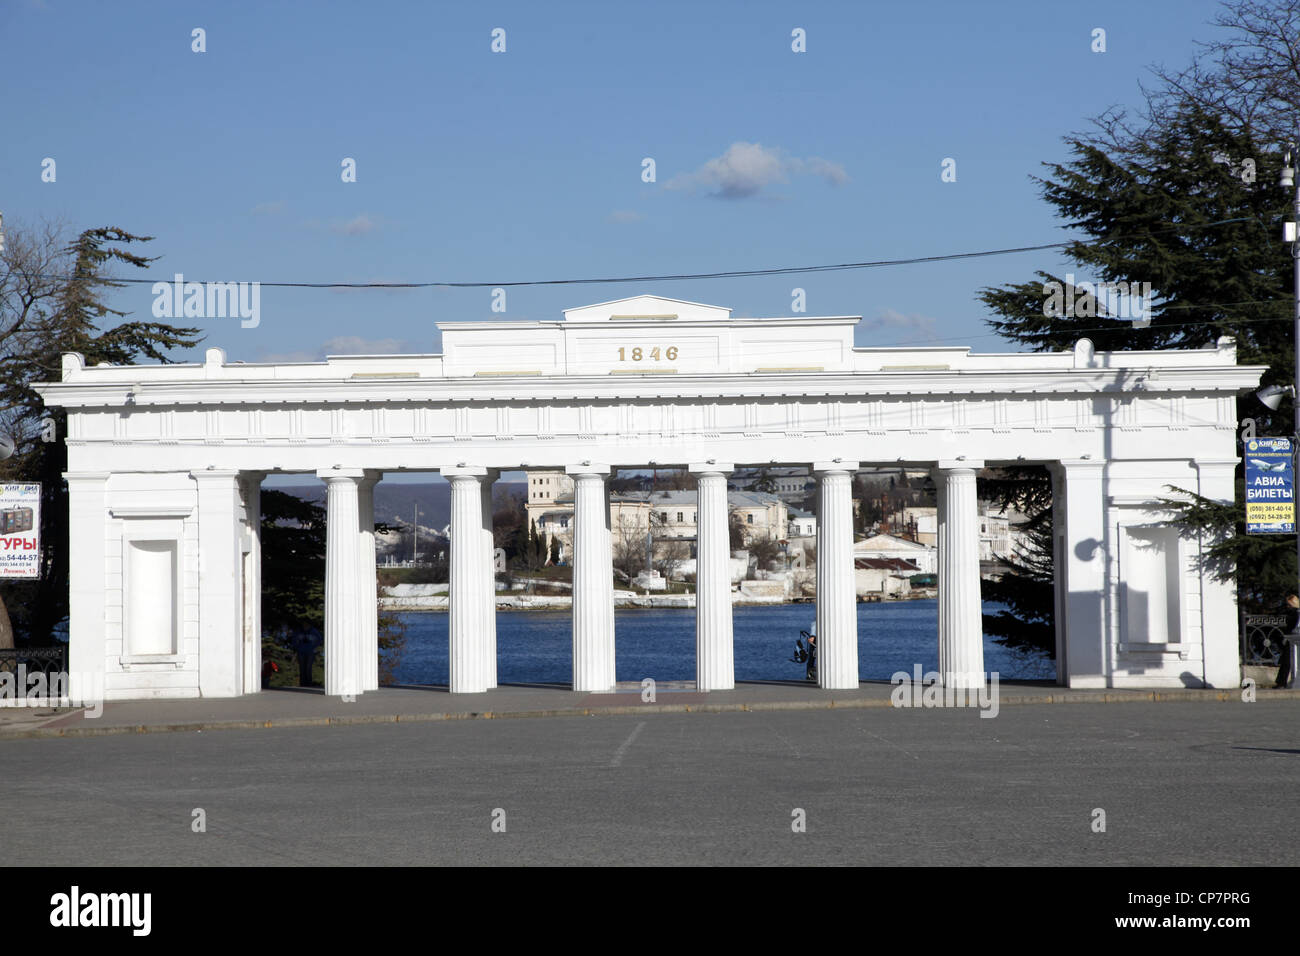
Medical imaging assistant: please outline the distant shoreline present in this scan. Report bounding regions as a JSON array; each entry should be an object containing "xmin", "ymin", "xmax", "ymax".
[{"xmin": 382, "ymin": 592, "xmax": 937, "ymax": 612}]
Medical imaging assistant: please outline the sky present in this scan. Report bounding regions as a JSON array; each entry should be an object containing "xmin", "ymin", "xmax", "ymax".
[{"xmin": 0, "ymin": 0, "xmax": 1240, "ymax": 481}]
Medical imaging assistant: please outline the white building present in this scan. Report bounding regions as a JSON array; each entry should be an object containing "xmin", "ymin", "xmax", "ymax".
[
  {"xmin": 892, "ymin": 504, "xmax": 1021, "ymax": 562},
  {"xmin": 529, "ymin": 482, "xmax": 788, "ymax": 561},
  {"xmin": 787, "ymin": 505, "xmax": 816, "ymax": 538},
  {"xmin": 854, "ymin": 532, "xmax": 936, "ymax": 575},
  {"xmin": 854, "ymin": 557, "xmax": 921, "ymax": 598},
  {"xmin": 34, "ymin": 294, "xmax": 1257, "ymax": 699}
]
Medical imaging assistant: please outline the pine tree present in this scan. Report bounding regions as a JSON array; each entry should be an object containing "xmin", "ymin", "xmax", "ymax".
[
  {"xmin": 977, "ymin": 105, "xmax": 1293, "ymax": 650},
  {"xmin": 0, "ymin": 224, "xmax": 201, "ymax": 647}
]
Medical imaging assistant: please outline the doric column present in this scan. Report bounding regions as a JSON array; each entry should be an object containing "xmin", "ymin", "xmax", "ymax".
[
  {"xmin": 65, "ymin": 473, "xmax": 110, "ymax": 705},
  {"xmin": 319, "ymin": 470, "xmax": 364, "ymax": 697},
  {"xmin": 690, "ymin": 462, "xmax": 735, "ymax": 690},
  {"xmin": 238, "ymin": 471, "xmax": 266, "ymax": 694},
  {"xmin": 566, "ymin": 464, "xmax": 615, "ymax": 692},
  {"xmin": 358, "ymin": 471, "xmax": 381, "ymax": 691},
  {"xmin": 813, "ymin": 460, "xmax": 860, "ymax": 689},
  {"xmin": 934, "ymin": 460, "xmax": 985, "ymax": 689},
  {"xmin": 194, "ymin": 470, "xmax": 245, "ymax": 697},
  {"xmin": 445, "ymin": 467, "xmax": 489, "ymax": 693},
  {"xmin": 481, "ymin": 470, "xmax": 500, "ymax": 688},
  {"xmin": 1055, "ymin": 460, "xmax": 1107, "ymax": 688}
]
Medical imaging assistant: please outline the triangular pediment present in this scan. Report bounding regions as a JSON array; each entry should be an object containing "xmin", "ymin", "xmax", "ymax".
[{"xmin": 562, "ymin": 294, "xmax": 732, "ymax": 323}]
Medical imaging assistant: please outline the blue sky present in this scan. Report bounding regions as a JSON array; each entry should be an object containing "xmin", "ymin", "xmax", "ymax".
[{"xmin": 1, "ymin": 0, "xmax": 1238, "ymax": 367}]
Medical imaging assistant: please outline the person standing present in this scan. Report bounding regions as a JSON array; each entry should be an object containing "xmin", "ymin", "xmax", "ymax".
[{"xmin": 1276, "ymin": 594, "xmax": 1299, "ymax": 689}]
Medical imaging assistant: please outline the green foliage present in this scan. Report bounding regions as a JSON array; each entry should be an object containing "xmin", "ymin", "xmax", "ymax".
[
  {"xmin": 377, "ymin": 596, "xmax": 408, "ymax": 686},
  {"xmin": 978, "ymin": 467, "xmax": 1056, "ymax": 657},
  {"xmin": 406, "ymin": 553, "xmax": 449, "ymax": 584},
  {"xmin": 259, "ymin": 489, "xmax": 326, "ymax": 635},
  {"xmin": 747, "ymin": 533, "xmax": 783, "ymax": 571},
  {"xmin": 492, "ymin": 490, "xmax": 528, "ymax": 560},
  {"xmin": 978, "ymin": 89, "xmax": 1297, "ymax": 652},
  {"xmin": 750, "ymin": 467, "xmax": 777, "ymax": 494},
  {"xmin": 980, "ymin": 104, "xmax": 1293, "ymax": 430},
  {"xmin": 980, "ymin": 514, "xmax": 1056, "ymax": 657},
  {"xmin": 728, "ymin": 511, "xmax": 745, "ymax": 552},
  {"xmin": 259, "ymin": 488, "xmax": 406, "ymax": 681},
  {"xmin": 1160, "ymin": 481, "xmax": 1295, "ymax": 615},
  {"xmin": 0, "ymin": 224, "xmax": 201, "ymax": 645}
]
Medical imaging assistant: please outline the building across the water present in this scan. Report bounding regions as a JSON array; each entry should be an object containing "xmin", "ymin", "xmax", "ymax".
[
  {"xmin": 34, "ymin": 293, "xmax": 1260, "ymax": 700},
  {"xmin": 526, "ymin": 475, "xmax": 788, "ymax": 562}
]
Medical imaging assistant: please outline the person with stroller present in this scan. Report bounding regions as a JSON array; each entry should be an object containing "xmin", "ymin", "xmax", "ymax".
[{"xmin": 790, "ymin": 620, "xmax": 817, "ymax": 682}]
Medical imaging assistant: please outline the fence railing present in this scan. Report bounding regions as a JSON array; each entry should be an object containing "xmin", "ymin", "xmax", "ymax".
[
  {"xmin": 1242, "ymin": 615, "xmax": 1289, "ymax": 666},
  {"xmin": 0, "ymin": 645, "xmax": 68, "ymax": 677}
]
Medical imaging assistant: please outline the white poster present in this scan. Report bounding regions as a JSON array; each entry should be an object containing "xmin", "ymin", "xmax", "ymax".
[{"xmin": 0, "ymin": 483, "xmax": 40, "ymax": 578}]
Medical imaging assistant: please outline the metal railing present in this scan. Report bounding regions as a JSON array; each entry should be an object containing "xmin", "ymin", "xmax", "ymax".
[
  {"xmin": 1242, "ymin": 615, "xmax": 1289, "ymax": 666},
  {"xmin": 0, "ymin": 645, "xmax": 68, "ymax": 677}
]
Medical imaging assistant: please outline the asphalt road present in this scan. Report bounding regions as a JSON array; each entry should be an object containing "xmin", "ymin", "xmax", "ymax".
[{"xmin": 1, "ymin": 701, "xmax": 1296, "ymax": 866}]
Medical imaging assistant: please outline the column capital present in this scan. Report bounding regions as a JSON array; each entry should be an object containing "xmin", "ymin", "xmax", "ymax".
[
  {"xmin": 239, "ymin": 470, "xmax": 269, "ymax": 483},
  {"xmin": 688, "ymin": 461, "xmax": 734, "ymax": 475},
  {"xmin": 565, "ymin": 462, "xmax": 611, "ymax": 477},
  {"xmin": 811, "ymin": 460, "xmax": 859, "ymax": 474},
  {"xmin": 316, "ymin": 467, "xmax": 367, "ymax": 482},
  {"xmin": 934, "ymin": 459, "xmax": 985, "ymax": 471},
  {"xmin": 441, "ymin": 464, "xmax": 489, "ymax": 479}
]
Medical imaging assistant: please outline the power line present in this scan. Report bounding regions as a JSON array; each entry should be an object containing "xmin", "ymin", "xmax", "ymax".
[{"xmin": 13, "ymin": 217, "xmax": 1256, "ymax": 291}]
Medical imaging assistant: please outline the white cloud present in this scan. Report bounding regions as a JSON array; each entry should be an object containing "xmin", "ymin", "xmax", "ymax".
[
  {"xmin": 861, "ymin": 309, "xmax": 940, "ymax": 343},
  {"xmin": 666, "ymin": 142, "xmax": 848, "ymax": 198},
  {"xmin": 250, "ymin": 200, "xmax": 287, "ymax": 215},
  {"xmin": 331, "ymin": 214, "xmax": 377, "ymax": 235},
  {"xmin": 608, "ymin": 209, "xmax": 644, "ymax": 223}
]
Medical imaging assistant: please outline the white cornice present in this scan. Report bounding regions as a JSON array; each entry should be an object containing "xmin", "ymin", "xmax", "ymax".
[{"xmin": 34, "ymin": 364, "xmax": 1266, "ymax": 410}]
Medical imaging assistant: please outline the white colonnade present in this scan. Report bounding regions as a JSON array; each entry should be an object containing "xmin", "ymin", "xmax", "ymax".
[{"xmin": 310, "ymin": 457, "xmax": 998, "ymax": 698}]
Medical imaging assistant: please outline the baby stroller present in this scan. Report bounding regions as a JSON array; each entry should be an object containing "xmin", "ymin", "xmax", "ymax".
[{"xmin": 789, "ymin": 624, "xmax": 817, "ymax": 682}]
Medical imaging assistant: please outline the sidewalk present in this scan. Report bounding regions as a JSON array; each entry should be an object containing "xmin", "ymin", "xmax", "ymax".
[{"xmin": 2, "ymin": 678, "xmax": 1296, "ymax": 740}]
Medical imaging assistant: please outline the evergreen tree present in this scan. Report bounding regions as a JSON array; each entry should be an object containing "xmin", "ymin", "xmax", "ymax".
[
  {"xmin": 259, "ymin": 488, "xmax": 405, "ymax": 684},
  {"xmin": 977, "ymin": 105, "xmax": 1293, "ymax": 649},
  {"xmin": 0, "ymin": 223, "xmax": 201, "ymax": 647},
  {"xmin": 260, "ymin": 489, "xmax": 326, "ymax": 635}
]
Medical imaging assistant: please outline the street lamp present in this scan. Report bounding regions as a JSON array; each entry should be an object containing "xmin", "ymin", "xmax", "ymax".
[
  {"xmin": 1282, "ymin": 146, "xmax": 1300, "ymax": 686},
  {"xmin": 1257, "ymin": 384, "xmax": 1295, "ymax": 410}
]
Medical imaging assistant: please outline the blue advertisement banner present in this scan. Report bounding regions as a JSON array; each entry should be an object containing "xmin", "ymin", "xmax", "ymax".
[{"xmin": 1245, "ymin": 438, "xmax": 1295, "ymax": 534}]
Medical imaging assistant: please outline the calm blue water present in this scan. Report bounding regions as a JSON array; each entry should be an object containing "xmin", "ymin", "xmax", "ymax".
[{"xmin": 390, "ymin": 600, "xmax": 1056, "ymax": 685}]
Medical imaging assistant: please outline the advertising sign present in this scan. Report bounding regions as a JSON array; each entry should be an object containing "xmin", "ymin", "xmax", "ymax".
[
  {"xmin": 1245, "ymin": 438, "xmax": 1295, "ymax": 534},
  {"xmin": 0, "ymin": 483, "xmax": 41, "ymax": 578}
]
